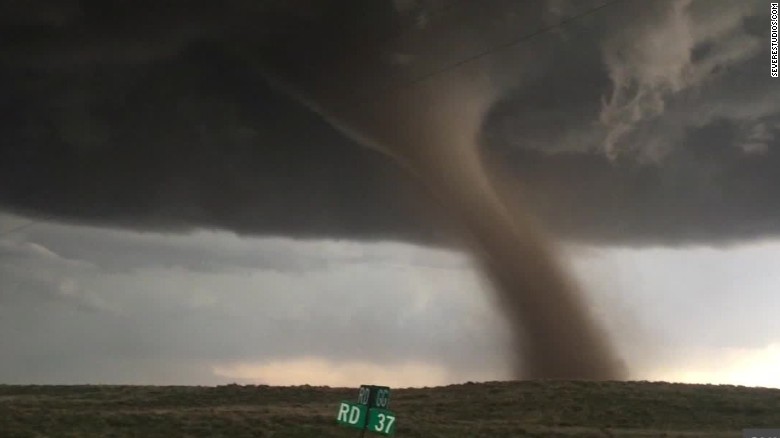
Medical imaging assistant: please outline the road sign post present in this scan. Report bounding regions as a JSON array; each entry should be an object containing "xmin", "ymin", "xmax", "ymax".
[{"xmin": 336, "ymin": 385, "xmax": 397, "ymax": 436}]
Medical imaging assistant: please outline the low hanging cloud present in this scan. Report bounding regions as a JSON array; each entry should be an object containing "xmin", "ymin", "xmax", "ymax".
[
  {"xmin": 5, "ymin": 217, "xmax": 472, "ymax": 274},
  {"xmin": 0, "ymin": 238, "xmax": 108, "ymax": 311},
  {"xmin": 0, "ymin": 223, "xmax": 514, "ymax": 385}
]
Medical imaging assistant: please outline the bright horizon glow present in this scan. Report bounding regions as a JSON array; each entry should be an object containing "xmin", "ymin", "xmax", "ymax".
[
  {"xmin": 643, "ymin": 343, "xmax": 780, "ymax": 389},
  {"xmin": 212, "ymin": 358, "xmax": 457, "ymax": 388},
  {"xmin": 211, "ymin": 343, "xmax": 780, "ymax": 389}
]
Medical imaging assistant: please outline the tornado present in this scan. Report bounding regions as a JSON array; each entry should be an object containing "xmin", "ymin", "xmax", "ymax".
[
  {"xmin": 280, "ymin": 58, "xmax": 627, "ymax": 379},
  {"xmin": 239, "ymin": 0, "xmax": 628, "ymax": 380}
]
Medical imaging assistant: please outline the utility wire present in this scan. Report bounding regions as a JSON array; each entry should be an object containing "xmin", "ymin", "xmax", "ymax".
[
  {"xmin": 234, "ymin": 0, "xmax": 627, "ymax": 106},
  {"xmin": 393, "ymin": 0, "xmax": 628, "ymax": 90}
]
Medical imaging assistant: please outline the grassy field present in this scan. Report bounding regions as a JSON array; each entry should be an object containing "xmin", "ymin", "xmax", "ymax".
[{"xmin": 1, "ymin": 380, "xmax": 779, "ymax": 437}]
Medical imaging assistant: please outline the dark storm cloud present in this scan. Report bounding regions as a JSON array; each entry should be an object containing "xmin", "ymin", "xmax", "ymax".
[
  {"xmin": 1, "ymin": 0, "xmax": 777, "ymax": 245},
  {"xmin": 0, "ymin": 0, "xmax": 456, "ymax": 244}
]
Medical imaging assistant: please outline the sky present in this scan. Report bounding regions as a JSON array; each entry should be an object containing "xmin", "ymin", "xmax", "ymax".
[
  {"xmin": 1, "ymin": 0, "xmax": 780, "ymax": 388},
  {"xmin": 2, "ymin": 211, "xmax": 780, "ymax": 388}
]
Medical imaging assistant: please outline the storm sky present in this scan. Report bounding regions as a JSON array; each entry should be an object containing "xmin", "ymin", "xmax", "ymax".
[{"xmin": 2, "ymin": 0, "xmax": 780, "ymax": 387}]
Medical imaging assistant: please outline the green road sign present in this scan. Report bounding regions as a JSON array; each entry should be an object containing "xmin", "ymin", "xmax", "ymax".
[
  {"xmin": 336, "ymin": 401, "xmax": 367, "ymax": 430},
  {"xmin": 358, "ymin": 385, "xmax": 391, "ymax": 409},
  {"xmin": 367, "ymin": 408, "xmax": 397, "ymax": 435},
  {"xmin": 337, "ymin": 386, "xmax": 397, "ymax": 435}
]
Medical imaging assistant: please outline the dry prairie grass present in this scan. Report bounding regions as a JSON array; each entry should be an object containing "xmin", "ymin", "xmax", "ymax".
[{"xmin": 1, "ymin": 380, "xmax": 778, "ymax": 437}]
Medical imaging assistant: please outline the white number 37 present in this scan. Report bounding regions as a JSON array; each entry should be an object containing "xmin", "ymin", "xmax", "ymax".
[{"xmin": 374, "ymin": 413, "xmax": 396, "ymax": 433}]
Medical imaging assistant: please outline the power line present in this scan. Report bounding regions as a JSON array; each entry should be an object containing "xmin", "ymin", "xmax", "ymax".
[
  {"xmin": 395, "ymin": 0, "xmax": 628, "ymax": 89},
  {"xmin": 318, "ymin": 0, "xmax": 628, "ymax": 104},
  {"xmin": 236, "ymin": 0, "xmax": 627, "ymax": 106}
]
